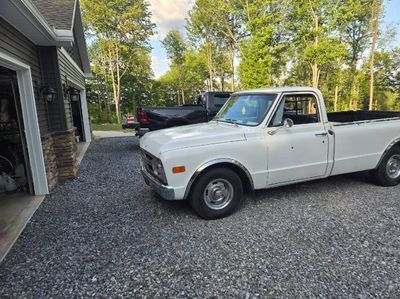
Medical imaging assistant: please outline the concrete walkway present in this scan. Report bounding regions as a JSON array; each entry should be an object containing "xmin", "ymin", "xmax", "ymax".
[
  {"xmin": 0, "ymin": 193, "xmax": 45, "ymax": 263},
  {"xmin": 93, "ymin": 130, "xmax": 136, "ymax": 139},
  {"xmin": 76, "ymin": 142, "xmax": 90, "ymax": 165}
]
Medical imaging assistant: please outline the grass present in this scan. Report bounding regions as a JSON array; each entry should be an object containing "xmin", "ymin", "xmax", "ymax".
[{"xmin": 91, "ymin": 123, "xmax": 123, "ymax": 131}]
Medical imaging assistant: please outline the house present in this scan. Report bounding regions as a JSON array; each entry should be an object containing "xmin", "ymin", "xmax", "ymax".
[{"xmin": 0, "ymin": 0, "xmax": 91, "ymax": 196}]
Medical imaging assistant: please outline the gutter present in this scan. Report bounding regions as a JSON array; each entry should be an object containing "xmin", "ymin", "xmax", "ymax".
[
  {"xmin": 53, "ymin": 29, "xmax": 74, "ymax": 43},
  {"xmin": 19, "ymin": 0, "xmax": 57, "ymax": 40},
  {"xmin": 7, "ymin": 0, "xmax": 91, "ymax": 75},
  {"xmin": 7, "ymin": 0, "xmax": 74, "ymax": 45}
]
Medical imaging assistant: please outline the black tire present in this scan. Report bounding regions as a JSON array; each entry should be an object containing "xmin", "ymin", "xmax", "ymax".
[
  {"xmin": 189, "ymin": 167, "xmax": 243, "ymax": 219},
  {"xmin": 371, "ymin": 145, "xmax": 400, "ymax": 186}
]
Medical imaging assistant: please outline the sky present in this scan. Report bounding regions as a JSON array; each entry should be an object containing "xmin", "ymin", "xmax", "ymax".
[
  {"xmin": 149, "ymin": 0, "xmax": 400, "ymax": 79},
  {"xmin": 149, "ymin": 0, "xmax": 194, "ymax": 78}
]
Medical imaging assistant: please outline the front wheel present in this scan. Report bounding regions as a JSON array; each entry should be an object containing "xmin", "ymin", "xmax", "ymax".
[
  {"xmin": 371, "ymin": 145, "xmax": 400, "ymax": 186},
  {"xmin": 189, "ymin": 167, "xmax": 243, "ymax": 219}
]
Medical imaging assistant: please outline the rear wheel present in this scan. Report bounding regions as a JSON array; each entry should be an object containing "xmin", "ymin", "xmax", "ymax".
[
  {"xmin": 371, "ymin": 145, "xmax": 400, "ymax": 186},
  {"xmin": 189, "ymin": 167, "xmax": 243, "ymax": 219}
]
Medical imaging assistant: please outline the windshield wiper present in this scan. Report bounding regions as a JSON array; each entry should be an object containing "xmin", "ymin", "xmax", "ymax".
[{"xmin": 222, "ymin": 118, "xmax": 239, "ymax": 127}]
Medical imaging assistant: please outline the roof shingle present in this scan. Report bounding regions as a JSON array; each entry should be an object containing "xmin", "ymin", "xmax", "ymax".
[{"xmin": 31, "ymin": 0, "xmax": 76, "ymax": 30}]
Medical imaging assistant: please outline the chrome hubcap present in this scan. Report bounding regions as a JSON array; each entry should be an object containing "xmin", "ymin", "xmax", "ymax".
[
  {"xmin": 386, "ymin": 154, "xmax": 400, "ymax": 179},
  {"xmin": 203, "ymin": 178, "xmax": 233, "ymax": 210}
]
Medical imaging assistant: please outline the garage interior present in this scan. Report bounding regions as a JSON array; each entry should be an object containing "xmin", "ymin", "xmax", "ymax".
[
  {"xmin": 0, "ymin": 65, "xmax": 43, "ymax": 263},
  {"xmin": 0, "ymin": 66, "xmax": 32, "ymax": 196}
]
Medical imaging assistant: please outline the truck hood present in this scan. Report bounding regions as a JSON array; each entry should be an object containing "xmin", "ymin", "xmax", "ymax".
[{"xmin": 140, "ymin": 122, "xmax": 246, "ymax": 155}]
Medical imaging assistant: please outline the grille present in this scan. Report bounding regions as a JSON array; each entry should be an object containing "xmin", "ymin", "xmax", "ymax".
[{"xmin": 141, "ymin": 149, "xmax": 165, "ymax": 183}]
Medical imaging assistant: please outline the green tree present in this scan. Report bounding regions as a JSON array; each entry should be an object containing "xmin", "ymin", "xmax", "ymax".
[
  {"xmin": 238, "ymin": 0, "xmax": 290, "ymax": 89},
  {"xmin": 86, "ymin": 40, "xmax": 113, "ymax": 123},
  {"xmin": 181, "ymin": 50, "xmax": 209, "ymax": 101},
  {"xmin": 81, "ymin": 0, "xmax": 154, "ymax": 123},
  {"xmin": 159, "ymin": 0, "xmax": 399, "ymax": 112},
  {"xmin": 187, "ymin": 0, "xmax": 228, "ymax": 90},
  {"xmin": 332, "ymin": 0, "xmax": 371, "ymax": 109},
  {"xmin": 369, "ymin": 48, "xmax": 400, "ymax": 110},
  {"xmin": 162, "ymin": 30, "xmax": 187, "ymax": 104},
  {"xmin": 120, "ymin": 48, "xmax": 154, "ymax": 115},
  {"xmin": 368, "ymin": 0, "xmax": 383, "ymax": 109},
  {"xmin": 290, "ymin": 0, "xmax": 346, "ymax": 88},
  {"xmin": 187, "ymin": 0, "xmax": 245, "ymax": 91},
  {"xmin": 156, "ymin": 49, "xmax": 208, "ymax": 105}
]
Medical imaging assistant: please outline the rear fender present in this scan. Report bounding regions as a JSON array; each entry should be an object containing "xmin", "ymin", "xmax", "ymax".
[{"xmin": 376, "ymin": 137, "xmax": 400, "ymax": 168}]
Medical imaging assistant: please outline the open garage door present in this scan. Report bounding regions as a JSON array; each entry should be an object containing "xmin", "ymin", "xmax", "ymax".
[{"xmin": 0, "ymin": 66, "xmax": 33, "ymax": 194}]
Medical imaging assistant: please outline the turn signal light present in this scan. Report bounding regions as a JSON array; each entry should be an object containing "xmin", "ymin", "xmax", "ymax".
[{"xmin": 172, "ymin": 166, "xmax": 186, "ymax": 174}]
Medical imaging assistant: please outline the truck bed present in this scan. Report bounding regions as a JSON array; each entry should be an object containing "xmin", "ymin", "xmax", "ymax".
[
  {"xmin": 327, "ymin": 110, "xmax": 400, "ymax": 125},
  {"xmin": 142, "ymin": 105, "xmax": 205, "ymax": 115}
]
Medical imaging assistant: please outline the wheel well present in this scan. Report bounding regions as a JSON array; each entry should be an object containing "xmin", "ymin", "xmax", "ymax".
[
  {"xmin": 375, "ymin": 139, "xmax": 400, "ymax": 168},
  {"xmin": 392, "ymin": 141, "xmax": 400, "ymax": 149},
  {"xmin": 186, "ymin": 162, "xmax": 253, "ymax": 198}
]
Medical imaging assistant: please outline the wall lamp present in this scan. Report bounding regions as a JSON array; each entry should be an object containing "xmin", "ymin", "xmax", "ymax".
[
  {"xmin": 40, "ymin": 86, "xmax": 56, "ymax": 103},
  {"xmin": 69, "ymin": 88, "xmax": 80, "ymax": 102},
  {"xmin": 63, "ymin": 75, "xmax": 80, "ymax": 102}
]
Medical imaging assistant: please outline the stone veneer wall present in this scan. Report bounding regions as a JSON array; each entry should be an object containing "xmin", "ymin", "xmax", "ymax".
[
  {"xmin": 41, "ymin": 129, "xmax": 78, "ymax": 190},
  {"xmin": 53, "ymin": 130, "xmax": 78, "ymax": 181},
  {"xmin": 42, "ymin": 136, "xmax": 58, "ymax": 190}
]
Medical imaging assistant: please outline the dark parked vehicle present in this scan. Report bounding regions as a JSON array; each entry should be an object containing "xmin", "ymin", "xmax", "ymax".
[
  {"xmin": 137, "ymin": 91, "xmax": 232, "ymax": 136},
  {"xmin": 121, "ymin": 115, "xmax": 140, "ymax": 130}
]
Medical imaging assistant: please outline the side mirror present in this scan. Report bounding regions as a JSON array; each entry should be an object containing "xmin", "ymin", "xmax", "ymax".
[
  {"xmin": 268, "ymin": 118, "xmax": 293, "ymax": 135},
  {"xmin": 283, "ymin": 118, "xmax": 293, "ymax": 128}
]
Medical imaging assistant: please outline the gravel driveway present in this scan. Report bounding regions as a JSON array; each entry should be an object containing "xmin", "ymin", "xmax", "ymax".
[{"xmin": 0, "ymin": 137, "xmax": 399, "ymax": 298}]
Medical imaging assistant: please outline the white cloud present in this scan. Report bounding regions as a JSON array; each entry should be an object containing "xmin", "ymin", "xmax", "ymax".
[
  {"xmin": 148, "ymin": 0, "xmax": 193, "ymax": 77},
  {"xmin": 149, "ymin": 0, "xmax": 194, "ymax": 39}
]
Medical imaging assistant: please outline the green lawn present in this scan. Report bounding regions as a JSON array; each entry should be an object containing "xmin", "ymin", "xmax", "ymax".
[{"xmin": 91, "ymin": 123, "xmax": 123, "ymax": 131}]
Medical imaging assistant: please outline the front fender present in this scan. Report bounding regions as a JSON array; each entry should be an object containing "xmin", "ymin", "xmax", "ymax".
[{"xmin": 183, "ymin": 158, "xmax": 254, "ymax": 199}]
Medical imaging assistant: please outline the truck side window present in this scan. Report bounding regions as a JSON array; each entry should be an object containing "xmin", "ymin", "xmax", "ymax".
[
  {"xmin": 270, "ymin": 94, "xmax": 320, "ymax": 126},
  {"xmin": 197, "ymin": 95, "xmax": 205, "ymax": 106},
  {"xmin": 213, "ymin": 94, "xmax": 230, "ymax": 108}
]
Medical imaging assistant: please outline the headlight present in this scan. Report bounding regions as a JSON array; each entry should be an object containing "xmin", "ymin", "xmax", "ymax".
[
  {"xmin": 152, "ymin": 161, "xmax": 167, "ymax": 184},
  {"xmin": 141, "ymin": 150, "xmax": 167, "ymax": 184}
]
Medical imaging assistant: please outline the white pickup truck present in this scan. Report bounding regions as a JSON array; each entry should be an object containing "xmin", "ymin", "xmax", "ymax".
[{"xmin": 140, "ymin": 87, "xmax": 400, "ymax": 219}]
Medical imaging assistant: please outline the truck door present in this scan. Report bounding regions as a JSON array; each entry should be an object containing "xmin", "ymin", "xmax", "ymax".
[{"xmin": 266, "ymin": 93, "xmax": 329, "ymax": 185}]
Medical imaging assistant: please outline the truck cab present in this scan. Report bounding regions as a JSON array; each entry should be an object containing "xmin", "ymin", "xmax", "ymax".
[{"xmin": 196, "ymin": 91, "xmax": 232, "ymax": 119}]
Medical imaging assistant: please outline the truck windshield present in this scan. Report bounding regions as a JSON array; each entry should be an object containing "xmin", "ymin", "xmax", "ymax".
[{"xmin": 214, "ymin": 94, "xmax": 277, "ymax": 126}]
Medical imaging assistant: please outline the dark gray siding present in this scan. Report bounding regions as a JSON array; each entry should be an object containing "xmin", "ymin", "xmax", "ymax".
[
  {"xmin": 65, "ymin": 30, "xmax": 84, "ymax": 71},
  {"xmin": 57, "ymin": 47, "xmax": 85, "ymax": 129},
  {"xmin": 0, "ymin": 17, "xmax": 49, "ymax": 135},
  {"xmin": 38, "ymin": 46, "xmax": 67, "ymax": 131}
]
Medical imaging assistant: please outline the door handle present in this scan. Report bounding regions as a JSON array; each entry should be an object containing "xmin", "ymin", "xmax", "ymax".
[{"xmin": 315, "ymin": 132, "xmax": 328, "ymax": 137}]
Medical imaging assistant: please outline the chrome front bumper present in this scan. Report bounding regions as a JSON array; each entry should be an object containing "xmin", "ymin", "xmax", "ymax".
[{"xmin": 141, "ymin": 166, "xmax": 175, "ymax": 200}]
